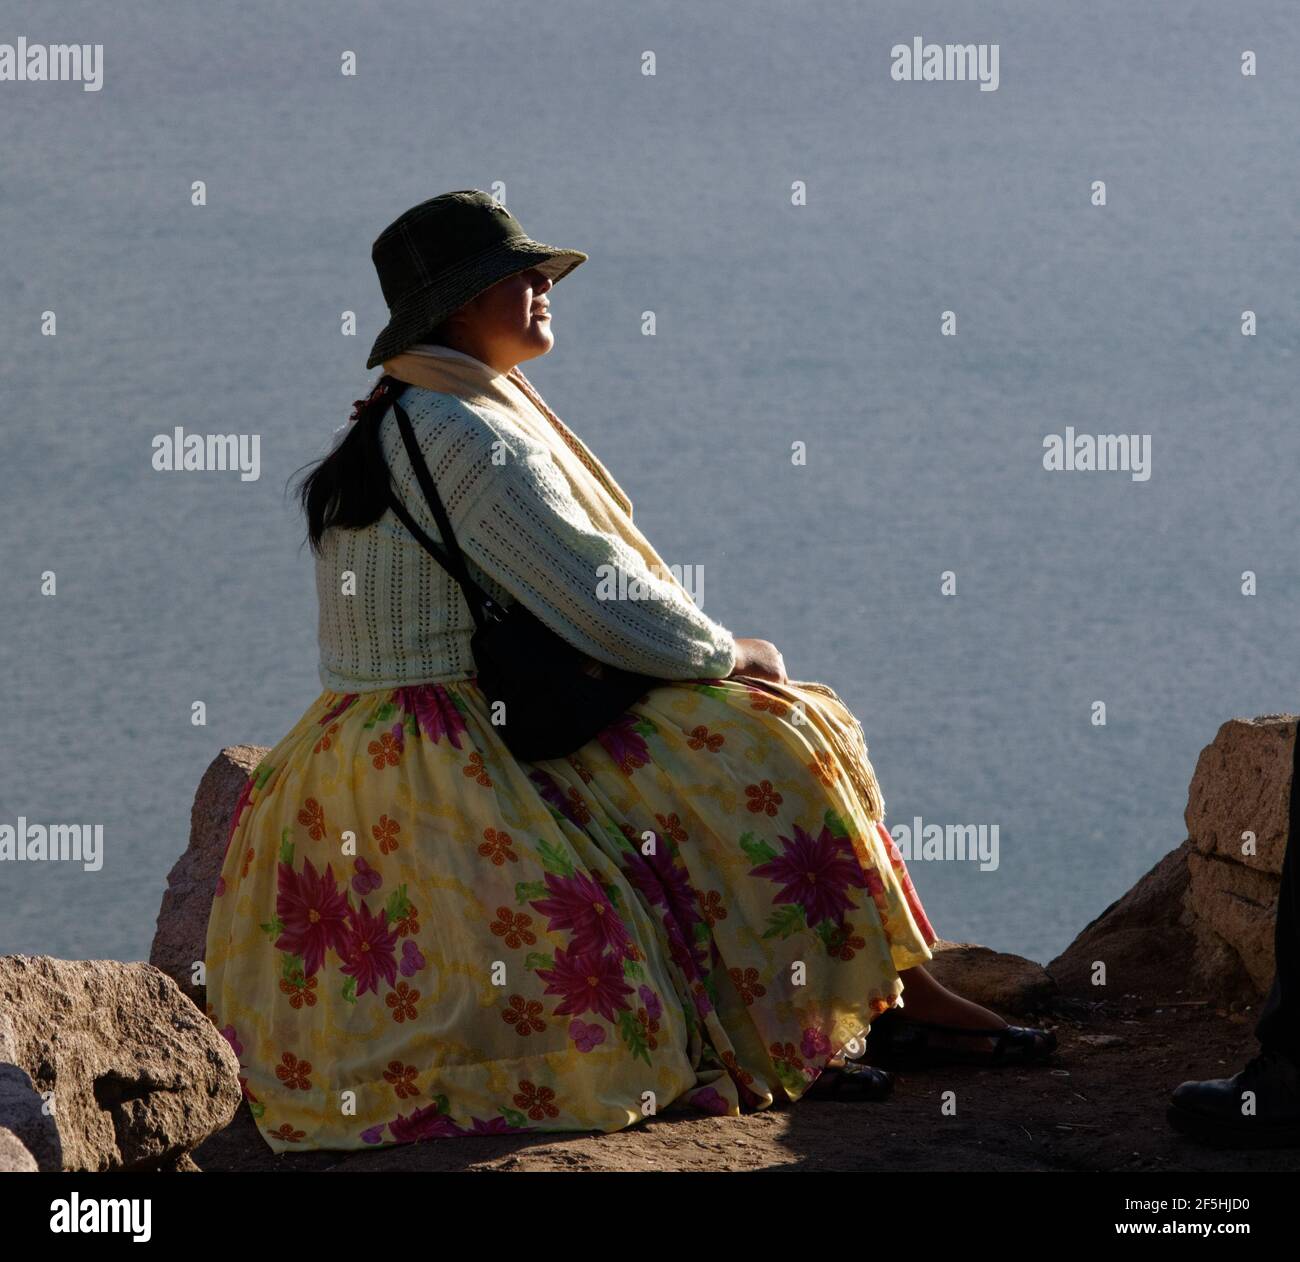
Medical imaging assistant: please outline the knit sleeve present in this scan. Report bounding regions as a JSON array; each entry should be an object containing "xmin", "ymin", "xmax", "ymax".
[{"xmin": 448, "ymin": 416, "xmax": 737, "ymax": 681}]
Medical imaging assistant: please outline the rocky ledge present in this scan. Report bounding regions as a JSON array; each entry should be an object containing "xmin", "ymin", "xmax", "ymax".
[{"xmin": 0, "ymin": 717, "xmax": 1294, "ymax": 1171}]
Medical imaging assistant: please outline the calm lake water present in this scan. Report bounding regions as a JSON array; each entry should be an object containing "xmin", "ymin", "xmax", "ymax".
[{"xmin": 2, "ymin": 0, "xmax": 1297, "ymax": 966}]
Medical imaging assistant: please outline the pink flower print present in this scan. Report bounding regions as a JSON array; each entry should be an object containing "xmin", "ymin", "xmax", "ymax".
[
  {"xmin": 535, "ymin": 946, "xmax": 634, "ymax": 1022},
  {"xmin": 597, "ymin": 713, "xmax": 651, "ymax": 775},
  {"xmin": 568, "ymin": 1019, "xmax": 607, "ymax": 1053},
  {"xmin": 351, "ymin": 856, "xmax": 383, "ymax": 897},
  {"xmin": 748, "ymin": 821, "xmax": 868, "ymax": 928},
  {"xmin": 395, "ymin": 684, "xmax": 468, "ymax": 748},
  {"xmin": 224, "ymin": 775, "xmax": 254, "ymax": 860},
  {"xmin": 339, "ymin": 901, "xmax": 399, "ymax": 997},
  {"xmin": 637, "ymin": 985, "xmax": 663, "ymax": 1024},
  {"xmin": 466, "ymin": 1116, "xmax": 530, "ymax": 1135},
  {"xmin": 388, "ymin": 1103, "xmax": 460, "ymax": 1142},
  {"xmin": 687, "ymin": 1087, "xmax": 730, "ymax": 1116},
  {"xmin": 275, "ymin": 856, "xmax": 351, "ymax": 977},
  {"xmin": 801, "ymin": 1027, "xmax": 833, "ymax": 1061},
  {"xmin": 220, "ymin": 1025, "xmax": 243, "ymax": 1059},
  {"xmin": 529, "ymin": 870, "xmax": 633, "ymax": 960},
  {"xmin": 399, "ymin": 939, "xmax": 426, "ymax": 977},
  {"xmin": 529, "ymin": 768, "xmax": 590, "ymax": 827}
]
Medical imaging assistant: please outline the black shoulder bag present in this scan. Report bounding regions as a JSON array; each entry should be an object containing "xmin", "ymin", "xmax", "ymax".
[{"xmin": 379, "ymin": 378, "xmax": 658, "ymax": 761}]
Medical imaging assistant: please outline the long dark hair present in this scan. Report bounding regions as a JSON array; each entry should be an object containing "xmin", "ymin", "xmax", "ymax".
[{"xmin": 296, "ymin": 373, "xmax": 406, "ymax": 553}]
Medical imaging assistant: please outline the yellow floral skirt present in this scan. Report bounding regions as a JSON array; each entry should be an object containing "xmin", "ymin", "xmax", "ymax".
[{"xmin": 204, "ymin": 676, "xmax": 938, "ymax": 1152}]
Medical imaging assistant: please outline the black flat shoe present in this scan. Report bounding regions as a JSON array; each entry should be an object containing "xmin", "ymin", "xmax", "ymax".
[
  {"xmin": 804, "ymin": 1061, "xmax": 895, "ymax": 1102},
  {"xmin": 1167, "ymin": 1051, "xmax": 1300, "ymax": 1149},
  {"xmin": 865, "ymin": 1008, "xmax": 1057, "ymax": 1070}
]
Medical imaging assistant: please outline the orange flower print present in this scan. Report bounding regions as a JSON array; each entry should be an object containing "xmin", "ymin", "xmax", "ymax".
[
  {"xmin": 478, "ymin": 827, "xmax": 519, "ymax": 866},
  {"xmin": 769, "ymin": 1041, "xmax": 805, "ymax": 1072},
  {"xmin": 383, "ymin": 1061, "xmax": 421, "ymax": 1099},
  {"xmin": 371, "ymin": 814, "xmax": 400, "ymax": 855},
  {"xmin": 721, "ymin": 1049, "xmax": 755, "ymax": 1090},
  {"xmin": 654, "ymin": 812, "xmax": 688, "ymax": 844},
  {"xmin": 275, "ymin": 1051, "xmax": 312, "ymax": 1091},
  {"xmin": 491, "ymin": 907, "xmax": 537, "ymax": 950},
  {"xmin": 749, "ymin": 692, "xmax": 790, "ymax": 718},
  {"xmin": 279, "ymin": 973, "xmax": 318, "ymax": 1010},
  {"xmin": 240, "ymin": 847, "xmax": 255, "ymax": 879},
  {"xmin": 636, "ymin": 1007, "xmax": 660, "ymax": 1051},
  {"xmin": 386, "ymin": 981, "xmax": 420, "ymax": 1023},
  {"xmin": 564, "ymin": 788, "xmax": 591, "ymax": 826},
  {"xmin": 729, "ymin": 966, "xmax": 766, "ymax": 1005},
  {"xmin": 826, "ymin": 922, "xmax": 866, "ymax": 961},
  {"xmin": 503, "ymin": 994, "xmax": 546, "ymax": 1036},
  {"xmin": 568, "ymin": 757, "xmax": 594, "ymax": 784},
  {"xmin": 313, "ymin": 723, "xmax": 339, "ymax": 754},
  {"xmin": 462, "ymin": 751, "xmax": 493, "ymax": 786},
  {"xmin": 394, "ymin": 902, "xmax": 420, "ymax": 937},
  {"xmin": 688, "ymin": 725, "xmax": 724, "ymax": 752},
  {"xmin": 699, "ymin": 889, "xmax": 727, "ymax": 926},
  {"xmin": 513, "ymin": 1080, "xmax": 560, "ymax": 1120},
  {"xmin": 368, "ymin": 730, "xmax": 402, "ymax": 770},
  {"xmin": 268, "ymin": 1122, "xmax": 306, "ymax": 1143},
  {"xmin": 297, "ymin": 798, "xmax": 326, "ymax": 841},
  {"xmin": 745, "ymin": 779, "xmax": 783, "ymax": 817},
  {"xmin": 809, "ymin": 751, "xmax": 839, "ymax": 786}
]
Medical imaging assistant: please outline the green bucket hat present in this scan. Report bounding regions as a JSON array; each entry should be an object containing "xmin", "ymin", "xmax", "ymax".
[{"xmin": 366, "ymin": 189, "xmax": 588, "ymax": 369}]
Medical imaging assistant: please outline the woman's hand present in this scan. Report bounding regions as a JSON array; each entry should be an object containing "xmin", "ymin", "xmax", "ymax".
[{"xmin": 729, "ymin": 637, "xmax": 788, "ymax": 684}]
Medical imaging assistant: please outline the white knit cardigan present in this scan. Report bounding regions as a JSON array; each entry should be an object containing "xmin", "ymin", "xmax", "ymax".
[{"xmin": 315, "ymin": 351, "xmax": 737, "ymax": 692}]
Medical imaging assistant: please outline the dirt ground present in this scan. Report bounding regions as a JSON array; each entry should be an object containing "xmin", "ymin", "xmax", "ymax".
[{"xmin": 194, "ymin": 995, "xmax": 1300, "ymax": 1173}]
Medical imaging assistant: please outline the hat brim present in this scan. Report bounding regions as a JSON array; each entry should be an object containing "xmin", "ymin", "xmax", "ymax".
[{"xmin": 365, "ymin": 237, "xmax": 588, "ymax": 370}]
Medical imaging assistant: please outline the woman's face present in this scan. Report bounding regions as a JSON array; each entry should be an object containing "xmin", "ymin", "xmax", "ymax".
[{"xmin": 441, "ymin": 266, "xmax": 555, "ymax": 371}]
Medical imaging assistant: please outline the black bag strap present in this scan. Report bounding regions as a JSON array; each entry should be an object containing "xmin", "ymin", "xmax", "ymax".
[{"xmin": 379, "ymin": 382, "xmax": 500, "ymax": 631}]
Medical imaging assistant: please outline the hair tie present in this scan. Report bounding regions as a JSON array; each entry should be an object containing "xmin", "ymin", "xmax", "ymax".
[{"xmin": 347, "ymin": 378, "xmax": 394, "ymax": 427}]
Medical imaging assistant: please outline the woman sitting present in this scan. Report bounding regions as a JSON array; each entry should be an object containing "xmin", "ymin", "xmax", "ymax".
[{"xmin": 204, "ymin": 189, "xmax": 1055, "ymax": 1152}]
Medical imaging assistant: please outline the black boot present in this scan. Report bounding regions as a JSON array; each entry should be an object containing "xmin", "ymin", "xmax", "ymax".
[{"xmin": 1167, "ymin": 1050, "xmax": 1300, "ymax": 1148}]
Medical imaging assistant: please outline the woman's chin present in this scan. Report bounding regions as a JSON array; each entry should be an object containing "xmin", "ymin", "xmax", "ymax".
[{"xmin": 525, "ymin": 324, "xmax": 556, "ymax": 355}]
